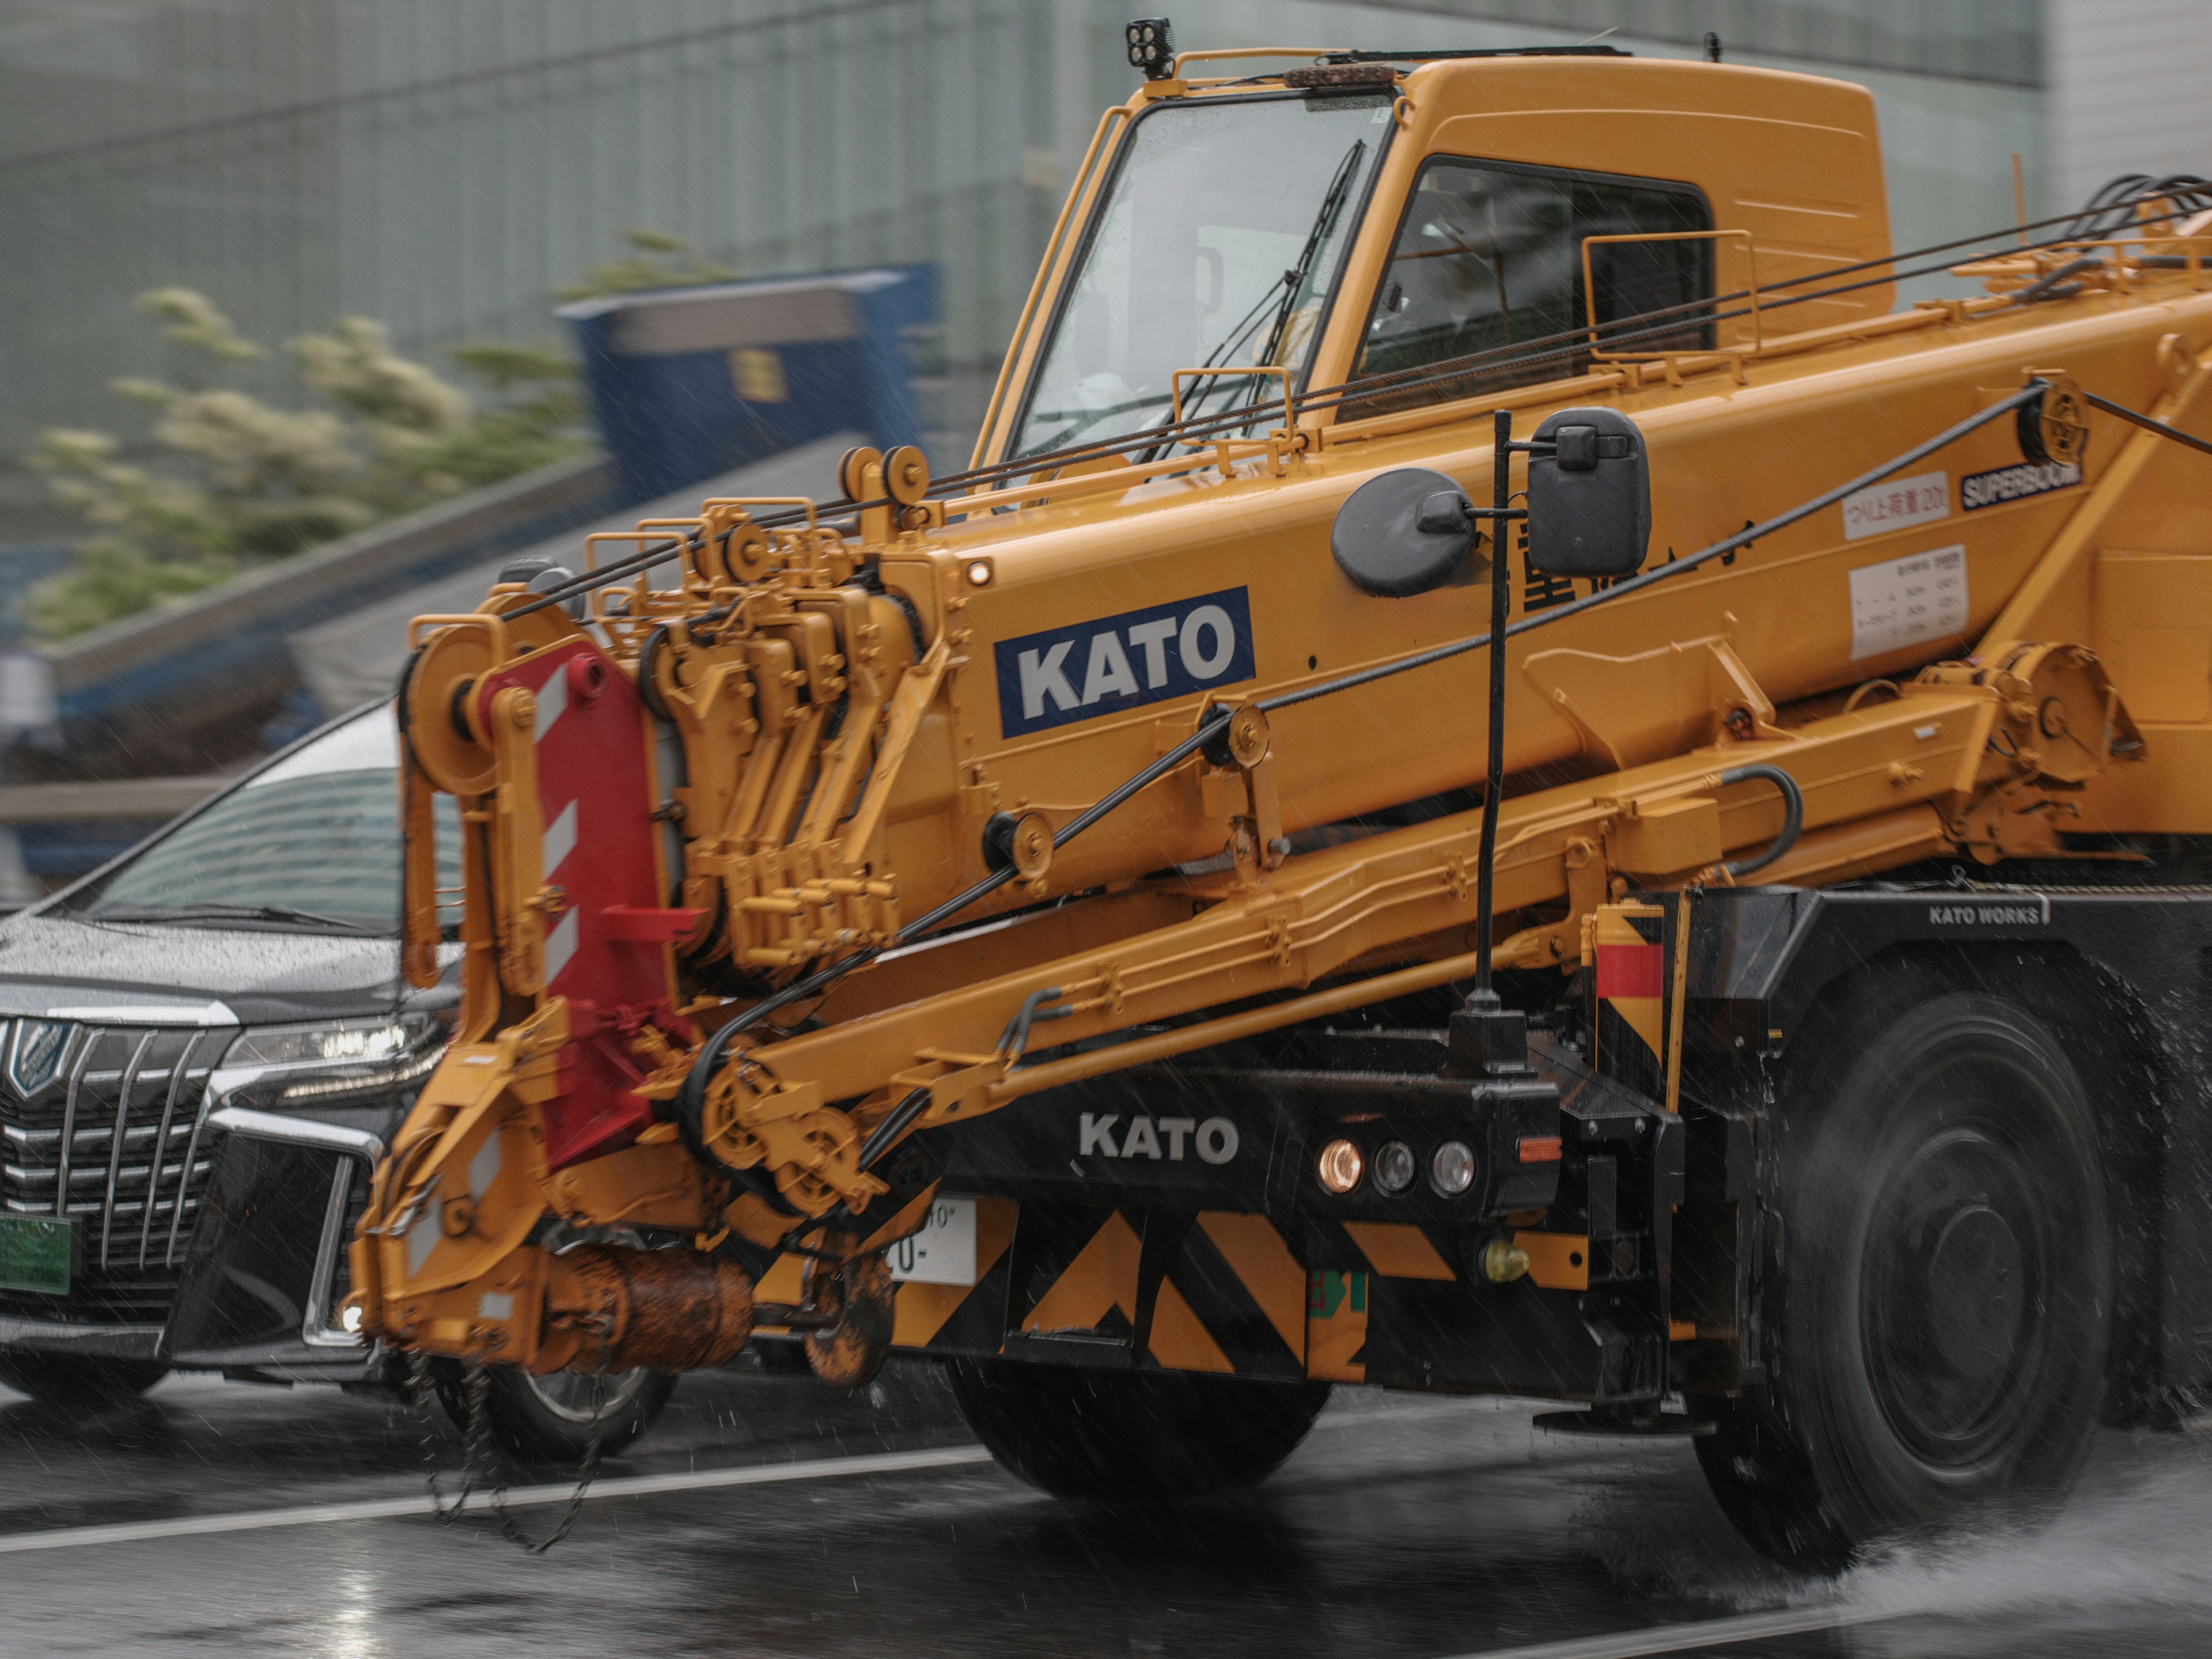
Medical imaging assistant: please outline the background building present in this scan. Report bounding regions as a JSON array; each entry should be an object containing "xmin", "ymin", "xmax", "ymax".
[
  {"xmin": 0, "ymin": 0, "xmax": 2068, "ymax": 551},
  {"xmin": 0, "ymin": 0, "xmax": 2199, "ymax": 883}
]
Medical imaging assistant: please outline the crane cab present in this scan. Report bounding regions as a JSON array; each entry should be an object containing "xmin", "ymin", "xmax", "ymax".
[{"xmin": 982, "ymin": 48, "xmax": 1895, "ymax": 468}]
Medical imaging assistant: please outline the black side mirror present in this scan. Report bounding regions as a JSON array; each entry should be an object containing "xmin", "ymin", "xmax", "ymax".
[
  {"xmin": 1330, "ymin": 466, "xmax": 1486, "ymax": 597},
  {"xmin": 1526, "ymin": 407, "xmax": 1649, "ymax": 578}
]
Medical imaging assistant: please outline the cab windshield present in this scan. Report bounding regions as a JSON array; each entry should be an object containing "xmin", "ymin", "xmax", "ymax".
[{"xmin": 1010, "ymin": 93, "xmax": 1392, "ymax": 462}]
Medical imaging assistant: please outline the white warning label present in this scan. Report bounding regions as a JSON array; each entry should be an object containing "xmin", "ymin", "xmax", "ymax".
[
  {"xmin": 1849, "ymin": 544, "xmax": 1968, "ymax": 661},
  {"xmin": 1840, "ymin": 470, "xmax": 1949, "ymax": 541}
]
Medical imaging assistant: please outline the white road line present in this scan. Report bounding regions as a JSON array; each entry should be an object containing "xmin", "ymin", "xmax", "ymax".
[
  {"xmin": 1440, "ymin": 1604, "xmax": 1911, "ymax": 1659},
  {"xmin": 0, "ymin": 1443, "xmax": 994, "ymax": 1556}
]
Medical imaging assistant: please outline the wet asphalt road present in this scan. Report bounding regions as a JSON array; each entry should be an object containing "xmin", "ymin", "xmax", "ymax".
[{"xmin": 3, "ymin": 1361, "xmax": 2210, "ymax": 1658}]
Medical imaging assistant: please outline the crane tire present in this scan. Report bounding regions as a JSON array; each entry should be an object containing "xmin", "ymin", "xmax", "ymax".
[
  {"xmin": 435, "ymin": 1361, "xmax": 677, "ymax": 1463},
  {"xmin": 1695, "ymin": 984, "xmax": 2111, "ymax": 1570},
  {"xmin": 946, "ymin": 1360, "xmax": 1330, "ymax": 1501}
]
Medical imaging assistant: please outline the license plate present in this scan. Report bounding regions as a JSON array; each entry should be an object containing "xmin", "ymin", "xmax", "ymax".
[
  {"xmin": 887, "ymin": 1196, "xmax": 976, "ymax": 1286},
  {"xmin": 0, "ymin": 1214, "xmax": 71, "ymax": 1296}
]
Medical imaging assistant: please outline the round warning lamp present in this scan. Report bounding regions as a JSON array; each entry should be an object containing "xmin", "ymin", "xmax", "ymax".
[
  {"xmin": 1317, "ymin": 1138, "xmax": 1363, "ymax": 1195},
  {"xmin": 1431, "ymin": 1140, "xmax": 1477, "ymax": 1196},
  {"xmin": 1374, "ymin": 1141, "xmax": 1417, "ymax": 1195}
]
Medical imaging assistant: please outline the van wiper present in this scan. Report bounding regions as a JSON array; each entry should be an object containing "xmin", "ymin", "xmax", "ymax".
[{"xmin": 85, "ymin": 901, "xmax": 383, "ymax": 933}]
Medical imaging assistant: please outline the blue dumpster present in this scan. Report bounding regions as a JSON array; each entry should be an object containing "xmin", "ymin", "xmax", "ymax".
[{"xmin": 560, "ymin": 264, "xmax": 935, "ymax": 504}]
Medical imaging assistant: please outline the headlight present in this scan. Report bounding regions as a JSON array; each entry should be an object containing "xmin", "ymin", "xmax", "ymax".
[
  {"xmin": 221, "ymin": 1014, "xmax": 448, "ymax": 1103},
  {"xmin": 227, "ymin": 1020, "xmax": 416, "ymax": 1067}
]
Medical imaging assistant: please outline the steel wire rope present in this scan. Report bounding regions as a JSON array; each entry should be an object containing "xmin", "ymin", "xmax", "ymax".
[
  {"xmin": 506, "ymin": 185, "xmax": 2212, "ymax": 622},
  {"xmin": 2084, "ymin": 391, "xmax": 2212, "ymax": 460},
  {"xmin": 911, "ymin": 184, "xmax": 2212, "ymax": 494},
  {"xmin": 917, "ymin": 182, "xmax": 2212, "ymax": 499},
  {"xmin": 1258, "ymin": 382, "xmax": 2045, "ymax": 712}
]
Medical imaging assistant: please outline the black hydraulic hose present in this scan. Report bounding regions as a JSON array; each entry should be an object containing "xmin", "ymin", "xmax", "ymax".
[
  {"xmin": 2060, "ymin": 173, "xmax": 2212, "ymax": 240},
  {"xmin": 2012, "ymin": 254, "xmax": 2105, "ymax": 304},
  {"xmin": 997, "ymin": 986, "xmax": 1072, "ymax": 1063},
  {"xmin": 1717, "ymin": 764, "xmax": 1804, "ymax": 878},
  {"xmin": 854, "ymin": 1086, "xmax": 933, "ymax": 1172}
]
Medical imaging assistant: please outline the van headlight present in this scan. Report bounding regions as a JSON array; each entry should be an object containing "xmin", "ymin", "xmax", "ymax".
[{"xmin": 220, "ymin": 1014, "xmax": 448, "ymax": 1104}]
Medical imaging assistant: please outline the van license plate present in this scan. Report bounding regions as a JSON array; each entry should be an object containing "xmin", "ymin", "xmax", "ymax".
[
  {"xmin": 0, "ymin": 1214, "xmax": 70, "ymax": 1296},
  {"xmin": 887, "ymin": 1196, "xmax": 976, "ymax": 1286}
]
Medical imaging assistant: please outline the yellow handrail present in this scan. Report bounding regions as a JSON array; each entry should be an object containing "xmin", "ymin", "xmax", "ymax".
[{"xmin": 1580, "ymin": 228, "xmax": 1760, "ymax": 360}]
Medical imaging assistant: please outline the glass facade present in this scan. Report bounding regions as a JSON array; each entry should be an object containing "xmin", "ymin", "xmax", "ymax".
[{"xmin": 0, "ymin": 0, "xmax": 2046, "ymax": 540}]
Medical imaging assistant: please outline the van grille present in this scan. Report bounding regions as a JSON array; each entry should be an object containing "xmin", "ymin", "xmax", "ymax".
[{"xmin": 0, "ymin": 1018, "xmax": 235, "ymax": 1324}]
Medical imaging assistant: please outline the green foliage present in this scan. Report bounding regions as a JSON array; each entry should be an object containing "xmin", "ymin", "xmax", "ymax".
[
  {"xmin": 28, "ymin": 296, "xmax": 588, "ymax": 641},
  {"xmin": 557, "ymin": 228, "xmax": 735, "ymax": 301},
  {"xmin": 132, "ymin": 289, "xmax": 263, "ymax": 362},
  {"xmin": 425, "ymin": 343, "xmax": 585, "ymax": 489},
  {"xmin": 32, "ymin": 227, "xmax": 729, "ymax": 640}
]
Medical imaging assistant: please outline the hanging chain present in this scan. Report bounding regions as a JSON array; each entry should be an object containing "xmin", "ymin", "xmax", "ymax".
[
  {"xmin": 402, "ymin": 1344, "xmax": 603, "ymax": 1554},
  {"xmin": 406, "ymin": 1346, "xmax": 476, "ymax": 1523},
  {"xmin": 464, "ymin": 1356, "xmax": 604, "ymax": 1554}
]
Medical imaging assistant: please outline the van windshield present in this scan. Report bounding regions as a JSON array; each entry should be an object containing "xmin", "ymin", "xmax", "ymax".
[
  {"xmin": 67, "ymin": 705, "xmax": 459, "ymax": 934},
  {"xmin": 1009, "ymin": 93, "xmax": 1392, "ymax": 462}
]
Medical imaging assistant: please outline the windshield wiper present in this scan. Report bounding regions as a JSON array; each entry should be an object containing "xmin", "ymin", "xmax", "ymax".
[
  {"xmin": 1255, "ymin": 138, "xmax": 1367, "ymax": 371},
  {"xmin": 1135, "ymin": 138, "xmax": 1368, "ymax": 464},
  {"xmin": 85, "ymin": 902, "xmax": 384, "ymax": 934},
  {"xmin": 1120, "ymin": 275, "xmax": 1296, "ymax": 464}
]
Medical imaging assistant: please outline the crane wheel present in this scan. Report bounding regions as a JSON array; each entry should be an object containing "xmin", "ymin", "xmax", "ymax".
[
  {"xmin": 434, "ymin": 1361, "xmax": 676, "ymax": 1462},
  {"xmin": 945, "ymin": 1362, "xmax": 1330, "ymax": 1501},
  {"xmin": 1695, "ymin": 985, "xmax": 2111, "ymax": 1570}
]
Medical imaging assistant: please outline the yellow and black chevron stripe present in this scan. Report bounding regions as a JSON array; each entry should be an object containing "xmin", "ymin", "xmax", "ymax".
[
  {"xmin": 1592, "ymin": 900, "xmax": 1664, "ymax": 1094},
  {"xmin": 755, "ymin": 1205, "xmax": 1594, "ymax": 1385}
]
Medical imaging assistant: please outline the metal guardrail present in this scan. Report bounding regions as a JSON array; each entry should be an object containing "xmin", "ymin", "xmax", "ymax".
[
  {"xmin": 0, "ymin": 774, "xmax": 227, "ymax": 827},
  {"xmin": 36, "ymin": 452, "xmax": 618, "ymax": 777},
  {"xmin": 44, "ymin": 453, "xmax": 613, "ymax": 702}
]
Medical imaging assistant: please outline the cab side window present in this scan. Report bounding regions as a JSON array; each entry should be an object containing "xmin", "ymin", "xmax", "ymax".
[{"xmin": 1343, "ymin": 157, "xmax": 1711, "ymax": 419}]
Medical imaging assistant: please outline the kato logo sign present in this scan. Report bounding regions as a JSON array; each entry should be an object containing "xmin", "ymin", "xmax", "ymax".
[
  {"xmin": 1926, "ymin": 895, "xmax": 2051, "ymax": 926},
  {"xmin": 993, "ymin": 586, "xmax": 1255, "ymax": 738},
  {"xmin": 1077, "ymin": 1112, "xmax": 1240, "ymax": 1164}
]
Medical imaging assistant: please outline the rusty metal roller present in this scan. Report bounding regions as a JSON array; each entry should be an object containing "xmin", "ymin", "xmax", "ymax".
[{"xmin": 549, "ymin": 1245, "xmax": 755, "ymax": 1372}]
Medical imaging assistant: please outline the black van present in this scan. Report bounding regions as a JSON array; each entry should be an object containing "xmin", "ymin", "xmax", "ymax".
[{"xmin": 0, "ymin": 703, "xmax": 673, "ymax": 1457}]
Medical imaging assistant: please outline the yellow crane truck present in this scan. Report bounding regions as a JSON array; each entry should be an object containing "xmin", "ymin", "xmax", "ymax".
[{"xmin": 349, "ymin": 25, "xmax": 2212, "ymax": 1566}]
